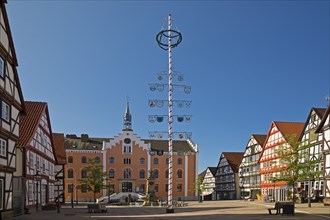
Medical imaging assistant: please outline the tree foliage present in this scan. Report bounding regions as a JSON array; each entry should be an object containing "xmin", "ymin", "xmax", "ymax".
[
  {"xmin": 78, "ymin": 158, "xmax": 108, "ymax": 203},
  {"xmin": 271, "ymin": 135, "xmax": 323, "ymax": 203}
]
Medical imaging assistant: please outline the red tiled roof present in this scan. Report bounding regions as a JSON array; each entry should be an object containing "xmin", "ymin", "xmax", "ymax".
[
  {"xmin": 274, "ymin": 121, "xmax": 305, "ymax": 145},
  {"xmin": 222, "ymin": 152, "xmax": 244, "ymax": 173},
  {"xmin": 253, "ymin": 134, "xmax": 267, "ymax": 146},
  {"xmin": 17, "ymin": 101, "xmax": 47, "ymax": 146},
  {"xmin": 52, "ymin": 133, "xmax": 66, "ymax": 165}
]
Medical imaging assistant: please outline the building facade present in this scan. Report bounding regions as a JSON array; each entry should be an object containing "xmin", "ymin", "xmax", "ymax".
[
  {"xmin": 64, "ymin": 102, "xmax": 198, "ymax": 202},
  {"xmin": 258, "ymin": 121, "xmax": 304, "ymax": 202},
  {"xmin": 0, "ymin": 0, "xmax": 25, "ymax": 216},
  {"xmin": 52, "ymin": 133, "xmax": 66, "ymax": 204},
  {"xmin": 201, "ymin": 167, "xmax": 217, "ymax": 200},
  {"xmin": 298, "ymin": 108, "xmax": 326, "ymax": 201},
  {"xmin": 316, "ymin": 105, "xmax": 330, "ymax": 205},
  {"xmin": 215, "ymin": 152, "xmax": 243, "ymax": 200},
  {"xmin": 239, "ymin": 134, "xmax": 266, "ymax": 199},
  {"xmin": 17, "ymin": 102, "xmax": 57, "ymax": 210}
]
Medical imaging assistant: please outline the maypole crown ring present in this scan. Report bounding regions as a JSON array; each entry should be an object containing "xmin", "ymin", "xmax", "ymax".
[{"xmin": 156, "ymin": 29, "xmax": 182, "ymax": 50}]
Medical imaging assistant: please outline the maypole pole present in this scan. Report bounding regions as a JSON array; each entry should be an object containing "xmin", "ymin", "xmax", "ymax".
[{"xmin": 156, "ymin": 13, "xmax": 182, "ymax": 213}]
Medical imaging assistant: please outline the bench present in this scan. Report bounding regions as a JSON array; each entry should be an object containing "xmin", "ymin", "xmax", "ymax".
[
  {"xmin": 267, "ymin": 202, "xmax": 281, "ymax": 215},
  {"xmin": 87, "ymin": 204, "xmax": 107, "ymax": 213}
]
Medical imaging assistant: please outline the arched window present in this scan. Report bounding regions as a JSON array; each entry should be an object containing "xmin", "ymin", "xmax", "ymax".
[
  {"xmin": 109, "ymin": 169, "xmax": 115, "ymax": 178},
  {"xmin": 68, "ymin": 156, "xmax": 73, "ymax": 163},
  {"xmin": 95, "ymin": 156, "xmax": 100, "ymax": 163},
  {"xmin": 165, "ymin": 169, "xmax": 169, "ymax": 179},
  {"xmin": 81, "ymin": 169, "xmax": 87, "ymax": 178},
  {"xmin": 153, "ymin": 158, "xmax": 158, "ymax": 165},
  {"xmin": 140, "ymin": 157, "xmax": 145, "ymax": 165},
  {"xmin": 109, "ymin": 157, "xmax": 115, "ymax": 164},
  {"xmin": 139, "ymin": 169, "xmax": 145, "ymax": 179},
  {"xmin": 177, "ymin": 169, "xmax": 183, "ymax": 179},
  {"xmin": 124, "ymin": 168, "xmax": 131, "ymax": 179},
  {"xmin": 68, "ymin": 169, "xmax": 74, "ymax": 178},
  {"xmin": 153, "ymin": 169, "xmax": 158, "ymax": 179},
  {"xmin": 81, "ymin": 156, "xmax": 87, "ymax": 164},
  {"xmin": 178, "ymin": 158, "xmax": 182, "ymax": 165}
]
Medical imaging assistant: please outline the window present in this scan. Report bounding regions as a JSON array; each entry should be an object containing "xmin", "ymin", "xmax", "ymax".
[
  {"xmin": 177, "ymin": 170, "xmax": 183, "ymax": 179},
  {"xmin": 95, "ymin": 156, "xmax": 100, "ymax": 163},
  {"xmin": 68, "ymin": 156, "xmax": 73, "ymax": 163},
  {"xmin": 165, "ymin": 184, "xmax": 169, "ymax": 192},
  {"xmin": 124, "ymin": 168, "xmax": 131, "ymax": 179},
  {"xmin": 109, "ymin": 169, "xmax": 115, "ymax": 178},
  {"xmin": 81, "ymin": 169, "xmax": 87, "ymax": 178},
  {"xmin": 29, "ymin": 151, "xmax": 34, "ymax": 168},
  {"xmin": 68, "ymin": 169, "xmax": 74, "ymax": 178},
  {"xmin": 0, "ymin": 179, "xmax": 3, "ymax": 210},
  {"xmin": 123, "ymin": 145, "xmax": 132, "ymax": 153},
  {"xmin": 154, "ymin": 184, "xmax": 158, "ymax": 192},
  {"xmin": 139, "ymin": 184, "xmax": 145, "ymax": 193},
  {"xmin": 153, "ymin": 158, "xmax": 158, "ymax": 165},
  {"xmin": 0, "ymin": 138, "xmax": 7, "ymax": 157},
  {"xmin": 165, "ymin": 169, "xmax": 169, "ymax": 179},
  {"xmin": 178, "ymin": 158, "xmax": 182, "ymax": 164},
  {"xmin": 109, "ymin": 157, "xmax": 115, "ymax": 164},
  {"xmin": 1, "ymin": 101, "xmax": 10, "ymax": 122},
  {"xmin": 166, "ymin": 158, "xmax": 169, "ymax": 164},
  {"xmin": 0, "ymin": 57, "xmax": 4, "ymax": 78},
  {"xmin": 81, "ymin": 156, "xmax": 87, "ymax": 164},
  {"xmin": 124, "ymin": 158, "xmax": 131, "ymax": 164},
  {"xmin": 153, "ymin": 169, "xmax": 158, "ymax": 179},
  {"xmin": 139, "ymin": 169, "xmax": 145, "ymax": 179},
  {"xmin": 140, "ymin": 157, "xmax": 145, "ymax": 165},
  {"xmin": 177, "ymin": 184, "xmax": 182, "ymax": 192}
]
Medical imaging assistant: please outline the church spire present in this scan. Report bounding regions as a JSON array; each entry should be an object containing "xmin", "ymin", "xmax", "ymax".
[{"xmin": 123, "ymin": 100, "xmax": 132, "ymax": 131}]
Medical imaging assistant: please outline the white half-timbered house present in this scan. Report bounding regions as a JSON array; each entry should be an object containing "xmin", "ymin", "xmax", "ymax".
[
  {"xmin": 298, "ymin": 108, "xmax": 326, "ymax": 201},
  {"xmin": 17, "ymin": 102, "xmax": 57, "ymax": 210},
  {"xmin": 316, "ymin": 105, "xmax": 330, "ymax": 205},
  {"xmin": 215, "ymin": 152, "xmax": 243, "ymax": 200},
  {"xmin": 201, "ymin": 167, "xmax": 217, "ymax": 200},
  {"xmin": 238, "ymin": 134, "xmax": 266, "ymax": 200},
  {"xmin": 52, "ymin": 133, "xmax": 66, "ymax": 204},
  {"xmin": 0, "ymin": 0, "xmax": 25, "ymax": 216}
]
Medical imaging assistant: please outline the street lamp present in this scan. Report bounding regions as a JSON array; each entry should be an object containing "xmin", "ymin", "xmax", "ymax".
[
  {"xmin": 68, "ymin": 184, "xmax": 74, "ymax": 208},
  {"xmin": 34, "ymin": 171, "xmax": 41, "ymax": 212}
]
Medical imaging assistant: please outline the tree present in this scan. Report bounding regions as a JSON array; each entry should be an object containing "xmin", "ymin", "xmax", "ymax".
[
  {"xmin": 78, "ymin": 158, "xmax": 108, "ymax": 204},
  {"xmin": 190, "ymin": 176, "xmax": 206, "ymax": 202},
  {"xmin": 271, "ymin": 135, "xmax": 323, "ymax": 207}
]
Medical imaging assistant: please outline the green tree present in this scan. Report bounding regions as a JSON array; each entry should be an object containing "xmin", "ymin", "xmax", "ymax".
[
  {"xmin": 78, "ymin": 158, "xmax": 108, "ymax": 204},
  {"xmin": 271, "ymin": 135, "xmax": 322, "ymax": 207},
  {"xmin": 190, "ymin": 176, "xmax": 206, "ymax": 202}
]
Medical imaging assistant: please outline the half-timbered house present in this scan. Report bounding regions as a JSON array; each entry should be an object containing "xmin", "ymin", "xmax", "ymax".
[
  {"xmin": 239, "ymin": 134, "xmax": 266, "ymax": 200},
  {"xmin": 201, "ymin": 167, "xmax": 217, "ymax": 200},
  {"xmin": 215, "ymin": 152, "xmax": 243, "ymax": 200},
  {"xmin": 298, "ymin": 108, "xmax": 326, "ymax": 201},
  {"xmin": 17, "ymin": 102, "xmax": 57, "ymax": 210},
  {"xmin": 316, "ymin": 105, "xmax": 330, "ymax": 205},
  {"xmin": 52, "ymin": 133, "xmax": 66, "ymax": 204},
  {"xmin": 0, "ymin": 0, "xmax": 26, "ymax": 216},
  {"xmin": 258, "ymin": 121, "xmax": 304, "ymax": 202}
]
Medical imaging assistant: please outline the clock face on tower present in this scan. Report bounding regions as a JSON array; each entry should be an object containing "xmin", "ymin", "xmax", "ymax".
[{"xmin": 124, "ymin": 138, "xmax": 131, "ymax": 144}]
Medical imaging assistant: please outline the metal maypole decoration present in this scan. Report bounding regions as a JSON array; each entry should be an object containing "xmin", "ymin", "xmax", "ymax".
[{"xmin": 150, "ymin": 13, "xmax": 190, "ymax": 213}]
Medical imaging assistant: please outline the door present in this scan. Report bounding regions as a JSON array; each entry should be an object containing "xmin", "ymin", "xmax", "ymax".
[{"xmin": 122, "ymin": 182, "xmax": 132, "ymax": 192}]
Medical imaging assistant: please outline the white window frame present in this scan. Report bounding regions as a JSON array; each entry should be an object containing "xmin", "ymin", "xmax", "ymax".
[
  {"xmin": 1, "ymin": 101, "xmax": 10, "ymax": 122},
  {"xmin": 0, "ymin": 138, "xmax": 7, "ymax": 157},
  {"xmin": 0, "ymin": 56, "xmax": 4, "ymax": 78},
  {"xmin": 0, "ymin": 179, "xmax": 3, "ymax": 210}
]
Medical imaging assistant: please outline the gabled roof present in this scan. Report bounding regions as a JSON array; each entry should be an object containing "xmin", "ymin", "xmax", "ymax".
[
  {"xmin": 198, "ymin": 169, "xmax": 207, "ymax": 179},
  {"xmin": 143, "ymin": 139, "xmax": 197, "ymax": 153},
  {"xmin": 65, "ymin": 135, "xmax": 110, "ymax": 151},
  {"xmin": 52, "ymin": 133, "xmax": 66, "ymax": 165},
  {"xmin": 222, "ymin": 152, "xmax": 244, "ymax": 173},
  {"xmin": 17, "ymin": 101, "xmax": 49, "ymax": 146},
  {"xmin": 274, "ymin": 121, "xmax": 305, "ymax": 145},
  {"xmin": 299, "ymin": 107, "xmax": 327, "ymax": 140},
  {"xmin": 316, "ymin": 105, "xmax": 330, "ymax": 133},
  {"xmin": 208, "ymin": 167, "xmax": 218, "ymax": 177},
  {"xmin": 252, "ymin": 134, "xmax": 267, "ymax": 146}
]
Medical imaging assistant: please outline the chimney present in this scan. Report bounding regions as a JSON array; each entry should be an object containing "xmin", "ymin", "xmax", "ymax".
[{"xmin": 81, "ymin": 134, "xmax": 89, "ymax": 142}]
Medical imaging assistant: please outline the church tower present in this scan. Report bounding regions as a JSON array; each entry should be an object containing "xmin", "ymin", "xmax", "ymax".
[{"xmin": 123, "ymin": 101, "xmax": 132, "ymax": 131}]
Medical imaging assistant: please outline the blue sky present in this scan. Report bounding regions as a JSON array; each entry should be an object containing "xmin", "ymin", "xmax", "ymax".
[{"xmin": 6, "ymin": 0, "xmax": 330, "ymax": 173}]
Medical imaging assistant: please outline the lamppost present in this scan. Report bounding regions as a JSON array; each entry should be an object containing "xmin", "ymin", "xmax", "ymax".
[
  {"xmin": 69, "ymin": 184, "xmax": 74, "ymax": 208},
  {"xmin": 75, "ymin": 185, "xmax": 78, "ymax": 205},
  {"xmin": 34, "ymin": 171, "xmax": 41, "ymax": 212},
  {"xmin": 271, "ymin": 179, "xmax": 276, "ymax": 202}
]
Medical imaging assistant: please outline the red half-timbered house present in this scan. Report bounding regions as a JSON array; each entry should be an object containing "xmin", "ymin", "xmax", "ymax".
[
  {"xmin": 259, "ymin": 121, "xmax": 304, "ymax": 202},
  {"xmin": 0, "ymin": 0, "xmax": 26, "ymax": 216},
  {"xmin": 17, "ymin": 102, "xmax": 57, "ymax": 210}
]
